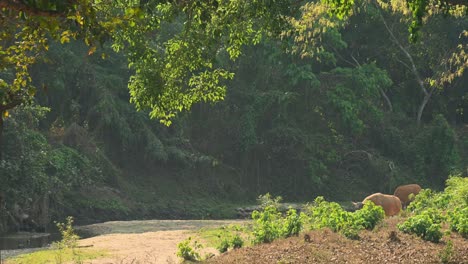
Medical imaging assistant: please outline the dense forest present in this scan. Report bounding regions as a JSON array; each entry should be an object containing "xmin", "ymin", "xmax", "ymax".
[{"xmin": 0, "ymin": 0, "xmax": 467, "ymax": 234}]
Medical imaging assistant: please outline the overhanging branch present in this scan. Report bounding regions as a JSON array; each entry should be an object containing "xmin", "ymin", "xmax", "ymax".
[
  {"xmin": 0, "ymin": 96, "xmax": 22, "ymax": 112},
  {"xmin": 0, "ymin": 0, "xmax": 73, "ymax": 17}
]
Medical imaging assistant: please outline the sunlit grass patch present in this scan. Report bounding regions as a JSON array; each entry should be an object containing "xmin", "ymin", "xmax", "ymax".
[
  {"xmin": 197, "ymin": 223, "xmax": 252, "ymax": 248},
  {"xmin": 6, "ymin": 248, "xmax": 107, "ymax": 264}
]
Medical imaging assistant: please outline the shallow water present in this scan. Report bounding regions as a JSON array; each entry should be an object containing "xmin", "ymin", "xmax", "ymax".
[{"xmin": 0, "ymin": 232, "xmax": 60, "ymax": 250}]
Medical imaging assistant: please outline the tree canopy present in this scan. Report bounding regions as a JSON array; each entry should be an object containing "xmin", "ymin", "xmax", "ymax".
[{"xmin": 1, "ymin": 0, "xmax": 466, "ymax": 125}]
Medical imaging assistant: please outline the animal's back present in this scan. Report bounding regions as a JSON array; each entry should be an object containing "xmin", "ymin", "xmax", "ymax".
[
  {"xmin": 394, "ymin": 184, "xmax": 422, "ymax": 205},
  {"xmin": 364, "ymin": 193, "xmax": 402, "ymax": 216}
]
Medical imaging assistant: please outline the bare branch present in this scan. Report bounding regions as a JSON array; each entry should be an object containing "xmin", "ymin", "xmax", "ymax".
[{"xmin": 377, "ymin": 8, "xmax": 429, "ymax": 96}]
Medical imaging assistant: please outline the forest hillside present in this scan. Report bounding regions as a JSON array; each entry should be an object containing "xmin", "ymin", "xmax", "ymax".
[{"xmin": 0, "ymin": 0, "xmax": 467, "ymax": 233}]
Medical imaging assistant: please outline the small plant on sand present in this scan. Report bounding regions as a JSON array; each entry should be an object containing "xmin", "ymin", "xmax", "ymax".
[
  {"xmin": 439, "ymin": 240, "xmax": 454, "ymax": 264},
  {"xmin": 230, "ymin": 234, "xmax": 244, "ymax": 249},
  {"xmin": 177, "ymin": 237, "xmax": 203, "ymax": 261},
  {"xmin": 216, "ymin": 238, "xmax": 230, "ymax": 253},
  {"xmin": 55, "ymin": 216, "xmax": 80, "ymax": 249},
  {"xmin": 53, "ymin": 216, "xmax": 80, "ymax": 263}
]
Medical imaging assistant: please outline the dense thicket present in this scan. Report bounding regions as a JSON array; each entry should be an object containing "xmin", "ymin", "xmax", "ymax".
[{"xmin": 0, "ymin": 2, "xmax": 466, "ymax": 232}]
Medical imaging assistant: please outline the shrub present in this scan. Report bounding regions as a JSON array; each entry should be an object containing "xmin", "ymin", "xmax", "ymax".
[
  {"xmin": 257, "ymin": 193, "xmax": 282, "ymax": 209},
  {"xmin": 251, "ymin": 194, "xmax": 304, "ymax": 244},
  {"xmin": 280, "ymin": 209, "xmax": 303, "ymax": 238},
  {"xmin": 439, "ymin": 240, "xmax": 454, "ymax": 264},
  {"xmin": 231, "ymin": 234, "xmax": 244, "ymax": 249},
  {"xmin": 445, "ymin": 176, "xmax": 468, "ymax": 207},
  {"xmin": 176, "ymin": 237, "xmax": 202, "ymax": 261},
  {"xmin": 52, "ymin": 216, "xmax": 80, "ymax": 264},
  {"xmin": 305, "ymin": 196, "xmax": 383, "ymax": 240},
  {"xmin": 251, "ymin": 205, "xmax": 282, "ymax": 244},
  {"xmin": 54, "ymin": 216, "xmax": 80, "ymax": 249},
  {"xmin": 307, "ymin": 196, "xmax": 350, "ymax": 232},
  {"xmin": 216, "ymin": 239, "xmax": 230, "ymax": 253},
  {"xmin": 398, "ymin": 210, "xmax": 443, "ymax": 243},
  {"xmin": 407, "ymin": 189, "xmax": 451, "ymax": 214},
  {"xmin": 448, "ymin": 207, "xmax": 468, "ymax": 238},
  {"xmin": 354, "ymin": 201, "xmax": 385, "ymax": 230}
]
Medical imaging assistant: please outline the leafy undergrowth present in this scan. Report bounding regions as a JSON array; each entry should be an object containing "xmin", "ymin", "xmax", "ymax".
[
  {"xmin": 5, "ymin": 248, "xmax": 107, "ymax": 264},
  {"xmin": 198, "ymin": 224, "xmax": 253, "ymax": 249},
  {"xmin": 205, "ymin": 218, "xmax": 468, "ymax": 264}
]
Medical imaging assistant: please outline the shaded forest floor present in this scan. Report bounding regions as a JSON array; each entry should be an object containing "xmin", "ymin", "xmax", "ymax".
[{"xmin": 207, "ymin": 218, "xmax": 468, "ymax": 264}]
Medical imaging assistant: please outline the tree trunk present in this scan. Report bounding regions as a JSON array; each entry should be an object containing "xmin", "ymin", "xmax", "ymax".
[
  {"xmin": 379, "ymin": 88, "xmax": 393, "ymax": 112},
  {"xmin": 378, "ymin": 8, "xmax": 431, "ymax": 125},
  {"xmin": 417, "ymin": 87, "xmax": 435, "ymax": 126}
]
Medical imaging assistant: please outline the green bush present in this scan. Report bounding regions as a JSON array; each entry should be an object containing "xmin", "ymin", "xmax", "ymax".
[
  {"xmin": 398, "ymin": 210, "xmax": 443, "ymax": 243},
  {"xmin": 305, "ymin": 196, "xmax": 383, "ymax": 240},
  {"xmin": 216, "ymin": 233, "xmax": 243, "ymax": 253},
  {"xmin": 448, "ymin": 207, "xmax": 468, "ymax": 238},
  {"xmin": 280, "ymin": 209, "xmax": 304, "ymax": 238},
  {"xmin": 257, "ymin": 193, "xmax": 283, "ymax": 209},
  {"xmin": 407, "ymin": 189, "xmax": 451, "ymax": 214},
  {"xmin": 251, "ymin": 194, "xmax": 305, "ymax": 244},
  {"xmin": 231, "ymin": 234, "xmax": 244, "ymax": 249},
  {"xmin": 216, "ymin": 239, "xmax": 230, "ymax": 253},
  {"xmin": 53, "ymin": 216, "xmax": 80, "ymax": 249},
  {"xmin": 354, "ymin": 201, "xmax": 385, "ymax": 230},
  {"xmin": 445, "ymin": 176, "xmax": 468, "ymax": 207},
  {"xmin": 251, "ymin": 205, "xmax": 282, "ymax": 244},
  {"xmin": 176, "ymin": 237, "xmax": 202, "ymax": 261},
  {"xmin": 307, "ymin": 196, "xmax": 350, "ymax": 232},
  {"xmin": 439, "ymin": 240, "xmax": 454, "ymax": 264}
]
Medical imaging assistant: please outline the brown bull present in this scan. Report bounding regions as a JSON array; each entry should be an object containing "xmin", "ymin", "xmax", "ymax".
[
  {"xmin": 354, "ymin": 193, "xmax": 402, "ymax": 216},
  {"xmin": 394, "ymin": 184, "xmax": 421, "ymax": 208}
]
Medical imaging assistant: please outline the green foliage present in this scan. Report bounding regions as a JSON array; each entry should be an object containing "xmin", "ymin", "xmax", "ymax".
[
  {"xmin": 216, "ymin": 238, "xmax": 230, "ymax": 253},
  {"xmin": 54, "ymin": 216, "xmax": 80, "ymax": 249},
  {"xmin": 176, "ymin": 237, "xmax": 202, "ymax": 262},
  {"xmin": 304, "ymin": 196, "xmax": 384, "ymax": 240},
  {"xmin": 230, "ymin": 234, "xmax": 244, "ymax": 249},
  {"xmin": 406, "ymin": 0, "xmax": 430, "ymax": 41},
  {"xmin": 307, "ymin": 196, "xmax": 351, "ymax": 232},
  {"xmin": 407, "ymin": 189, "xmax": 447, "ymax": 214},
  {"xmin": 321, "ymin": 0, "xmax": 354, "ymax": 20},
  {"xmin": 257, "ymin": 193, "xmax": 283, "ymax": 209},
  {"xmin": 398, "ymin": 209, "xmax": 444, "ymax": 243},
  {"xmin": 354, "ymin": 201, "xmax": 386, "ymax": 230},
  {"xmin": 447, "ymin": 207, "xmax": 468, "ymax": 238},
  {"xmin": 439, "ymin": 240, "xmax": 454, "ymax": 264},
  {"xmin": 0, "ymin": 0, "xmax": 466, "ymax": 234},
  {"xmin": 280, "ymin": 209, "xmax": 304, "ymax": 238},
  {"xmin": 214, "ymin": 232, "xmax": 244, "ymax": 253},
  {"xmin": 445, "ymin": 176, "xmax": 468, "ymax": 207},
  {"xmin": 7, "ymin": 248, "xmax": 106, "ymax": 264},
  {"xmin": 52, "ymin": 216, "xmax": 82, "ymax": 263},
  {"xmin": 251, "ymin": 205, "xmax": 283, "ymax": 244},
  {"xmin": 402, "ymin": 176, "xmax": 468, "ymax": 241},
  {"xmin": 326, "ymin": 64, "xmax": 390, "ymax": 135},
  {"xmin": 251, "ymin": 194, "xmax": 305, "ymax": 244}
]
